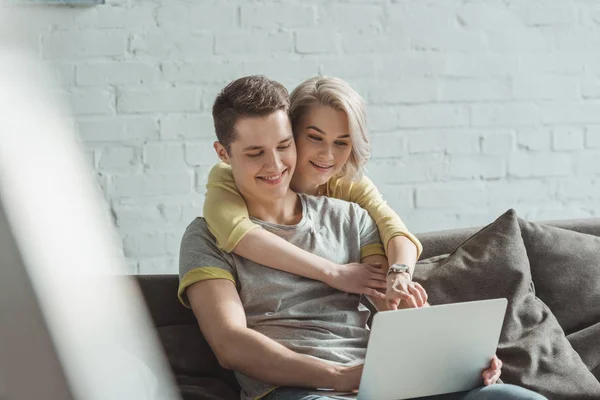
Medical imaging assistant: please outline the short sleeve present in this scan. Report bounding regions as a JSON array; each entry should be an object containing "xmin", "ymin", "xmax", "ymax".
[
  {"xmin": 328, "ymin": 175, "xmax": 423, "ymax": 258},
  {"xmin": 178, "ymin": 218, "xmax": 238, "ymax": 308},
  {"xmin": 203, "ymin": 162, "xmax": 261, "ymax": 252},
  {"xmin": 354, "ymin": 204, "xmax": 386, "ymax": 260}
]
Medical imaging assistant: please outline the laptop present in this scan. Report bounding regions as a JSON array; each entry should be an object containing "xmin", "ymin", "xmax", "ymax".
[
  {"xmin": 0, "ymin": 19, "xmax": 181, "ymax": 400},
  {"xmin": 311, "ymin": 298, "xmax": 507, "ymax": 400}
]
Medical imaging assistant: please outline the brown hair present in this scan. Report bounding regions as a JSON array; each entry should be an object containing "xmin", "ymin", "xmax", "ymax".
[{"xmin": 212, "ymin": 75, "xmax": 290, "ymax": 152}]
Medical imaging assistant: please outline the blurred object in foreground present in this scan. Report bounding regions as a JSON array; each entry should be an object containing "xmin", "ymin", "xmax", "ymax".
[{"xmin": 0, "ymin": 4, "xmax": 181, "ymax": 400}]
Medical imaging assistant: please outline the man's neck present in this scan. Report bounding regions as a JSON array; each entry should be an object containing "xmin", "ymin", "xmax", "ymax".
[
  {"xmin": 290, "ymin": 172, "xmax": 319, "ymax": 196},
  {"xmin": 245, "ymin": 190, "xmax": 302, "ymax": 225}
]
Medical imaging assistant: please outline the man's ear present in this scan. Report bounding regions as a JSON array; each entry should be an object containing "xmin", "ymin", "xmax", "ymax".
[{"xmin": 213, "ymin": 141, "xmax": 230, "ymax": 164}]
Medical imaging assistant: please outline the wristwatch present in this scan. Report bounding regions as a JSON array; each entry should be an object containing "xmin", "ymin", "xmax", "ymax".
[{"xmin": 387, "ymin": 263, "xmax": 412, "ymax": 280}]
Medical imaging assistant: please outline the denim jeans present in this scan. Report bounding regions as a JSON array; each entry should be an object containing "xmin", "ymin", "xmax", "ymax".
[{"xmin": 263, "ymin": 384, "xmax": 547, "ymax": 400}]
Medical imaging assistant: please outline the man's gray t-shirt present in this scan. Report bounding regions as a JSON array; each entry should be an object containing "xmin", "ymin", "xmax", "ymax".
[{"xmin": 178, "ymin": 194, "xmax": 385, "ymax": 400}]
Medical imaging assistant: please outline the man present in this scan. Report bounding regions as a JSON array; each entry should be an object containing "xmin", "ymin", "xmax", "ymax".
[{"xmin": 177, "ymin": 76, "xmax": 543, "ymax": 400}]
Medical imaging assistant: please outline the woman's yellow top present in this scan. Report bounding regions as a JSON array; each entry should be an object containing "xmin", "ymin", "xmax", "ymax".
[{"xmin": 203, "ymin": 162, "xmax": 423, "ymax": 258}]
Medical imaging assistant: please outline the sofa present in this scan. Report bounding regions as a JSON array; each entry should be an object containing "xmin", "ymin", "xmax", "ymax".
[{"xmin": 135, "ymin": 210, "xmax": 600, "ymax": 400}]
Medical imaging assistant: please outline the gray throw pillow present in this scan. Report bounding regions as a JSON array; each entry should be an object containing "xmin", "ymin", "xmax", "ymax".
[
  {"xmin": 518, "ymin": 218, "xmax": 600, "ymax": 335},
  {"xmin": 413, "ymin": 209, "xmax": 600, "ymax": 399}
]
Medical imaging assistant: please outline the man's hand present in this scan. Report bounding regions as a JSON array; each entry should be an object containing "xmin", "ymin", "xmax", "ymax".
[
  {"xmin": 332, "ymin": 364, "xmax": 363, "ymax": 392},
  {"xmin": 326, "ymin": 263, "xmax": 387, "ymax": 300},
  {"xmin": 386, "ymin": 272, "xmax": 428, "ymax": 310},
  {"xmin": 482, "ymin": 355, "xmax": 502, "ymax": 385}
]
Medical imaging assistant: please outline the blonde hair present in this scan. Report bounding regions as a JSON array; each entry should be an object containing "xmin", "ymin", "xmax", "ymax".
[{"xmin": 289, "ymin": 76, "xmax": 370, "ymax": 182}]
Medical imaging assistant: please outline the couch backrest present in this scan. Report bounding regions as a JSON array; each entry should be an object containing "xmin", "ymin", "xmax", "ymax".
[{"xmin": 134, "ymin": 217, "xmax": 600, "ymax": 397}]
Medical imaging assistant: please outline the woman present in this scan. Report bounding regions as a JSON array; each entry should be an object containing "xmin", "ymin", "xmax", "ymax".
[{"xmin": 203, "ymin": 76, "xmax": 426, "ymax": 310}]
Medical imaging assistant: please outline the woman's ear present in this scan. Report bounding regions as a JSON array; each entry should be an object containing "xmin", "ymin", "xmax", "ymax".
[{"xmin": 213, "ymin": 141, "xmax": 230, "ymax": 164}]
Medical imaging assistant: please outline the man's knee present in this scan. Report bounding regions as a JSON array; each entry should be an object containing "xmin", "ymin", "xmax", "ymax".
[{"xmin": 465, "ymin": 384, "xmax": 547, "ymax": 400}]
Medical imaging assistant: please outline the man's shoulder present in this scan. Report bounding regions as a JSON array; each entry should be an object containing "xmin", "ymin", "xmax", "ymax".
[{"xmin": 182, "ymin": 217, "xmax": 222, "ymax": 253}]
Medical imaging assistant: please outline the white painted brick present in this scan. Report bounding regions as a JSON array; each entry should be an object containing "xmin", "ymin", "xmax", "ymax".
[
  {"xmin": 512, "ymin": 76, "xmax": 580, "ymax": 100},
  {"xmin": 442, "ymin": 55, "xmax": 518, "ymax": 78},
  {"xmin": 160, "ymin": 114, "xmax": 214, "ymax": 140},
  {"xmin": 200, "ymin": 84, "xmax": 227, "ymax": 112},
  {"xmin": 486, "ymin": 28, "xmax": 555, "ymax": 53},
  {"xmin": 526, "ymin": 204, "xmax": 597, "ymax": 221},
  {"xmin": 416, "ymin": 183, "xmax": 487, "ymax": 208},
  {"xmin": 194, "ymin": 165, "xmax": 215, "ymax": 194},
  {"xmin": 111, "ymin": 172, "xmax": 192, "ymax": 198},
  {"xmin": 457, "ymin": 3, "xmax": 522, "ymax": 28},
  {"xmin": 410, "ymin": 28, "xmax": 487, "ymax": 52},
  {"xmin": 555, "ymin": 28, "xmax": 600, "ymax": 51},
  {"xmin": 408, "ymin": 131, "xmax": 480, "ymax": 155},
  {"xmin": 516, "ymin": 4, "xmax": 577, "ymax": 26},
  {"xmin": 296, "ymin": 30, "xmax": 338, "ymax": 54},
  {"xmin": 335, "ymin": 4, "xmax": 383, "ymax": 30},
  {"xmin": 215, "ymin": 32, "xmax": 292, "ymax": 55},
  {"xmin": 42, "ymin": 31, "xmax": 127, "ymax": 59},
  {"xmin": 320, "ymin": 56, "xmax": 377, "ymax": 79},
  {"xmin": 574, "ymin": 152, "xmax": 600, "ymax": 175},
  {"xmin": 518, "ymin": 54, "xmax": 585, "ymax": 75},
  {"xmin": 557, "ymin": 177, "xmax": 600, "ymax": 201},
  {"xmin": 185, "ymin": 140, "xmax": 220, "ymax": 167},
  {"xmin": 377, "ymin": 54, "xmax": 447, "ymax": 78},
  {"xmin": 67, "ymin": 88, "xmax": 114, "ymax": 116},
  {"xmin": 72, "ymin": 4, "xmax": 156, "ymax": 29},
  {"xmin": 368, "ymin": 79, "xmax": 437, "ymax": 104},
  {"xmin": 586, "ymin": 127, "xmax": 600, "ymax": 148},
  {"xmin": 367, "ymin": 107, "xmax": 399, "ymax": 132},
  {"xmin": 444, "ymin": 156, "xmax": 506, "ymax": 180},
  {"xmin": 508, "ymin": 153, "xmax": 572, "ymax": 178},
  {"xmin": 117, "ymin": 88, "xmax": 199, "ymax": 113},
  {"xmin": 244, "ymin": 58, "xmax": 320, "ymax": 87},
  {"xmin": 341, "ymin": 33, "xmax": 408, "ymax": 54},
  {"xmin": 143, "ymin": 142, "xmax": 187, "ymax": 170},
  {"xmin": 516, "ymin": 128, "xmax": 552, "ymax": 152},
  {"xmin": 156, "ymin": 4, "xmax": 236, "ymax": 30},
  {"xmin": 241, "ymin": 4, "xmax": 316, "ymax": 28},
  {"xmin": 398, "ymin": 105, "xmax": 469, "ymax": 128},
  {"xmin": 581, "ymin": 78, "xmax": 600, "ymax": 99},
  {"xmin": 369, "ymin": 133, "xmax": 405, "ymax": 158},
  {"xmin": 131, "ymin": 32, "xmax": 212, "ymax": 60},
  {"xmin": 77, "ymin": 62, "xmax": 160, "ymax": 86},
  {"xmin": 77, "ymin": 117, "xmax": 159, "ymax": 142},
  {"xmin": 49, "ymin": 61, "xmax": 75, "ymax": 87},
  {"xmin": 366, "ymin": 154, "xmax": 446, "ymax": 184},
  {"xmin": 481, "ymin": 131, "xmax": 515, "ymax": 155},
  {"xmin": 138, "ymin": 257, "xmax": 178, "ymax": 275},
  {"xmin": 112, "ymin": 203, "xmax": 163, "ymax": 230},
  {"xmin": 439, "ymin": 79, "xmax": 511, "ymax": 102},
  {"xmin": 552, "ymin": 127, "xmax": 585, "ymax": 151},
  {"xmin": 97, "ymin": 147, "xmax": 140, "ymax": 170},
  {"xmin": 541, "ymin": 102, "xmax": 600, "ymax": 124},
  {"xmin": 471, "ymin": 103, "xmax": 540, "ymax": 127},
  {"xmin": 387, "ymin": 3, "xmax": 453, "ymax": 34},
  {"xmin": 486, "ymin": 180, "xmax": 556, "ymax": 208},
  {"xmin": 401, "ymin": 210, "xmax": 460, "ymax": 234},
  {"xmin": 379, "ymin": 185, "xmax": 414, "ymax": 213},
  {"xmin": 123, "ymin": 233, "xmax": 168, "ymax": 257},
  {"xmin": 161, "ymin": 61, "xmax": 240, "ymax": 84}
]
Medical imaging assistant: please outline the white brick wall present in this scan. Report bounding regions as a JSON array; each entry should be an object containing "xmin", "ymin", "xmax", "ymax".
[{"xmin": 13, "ymin": 0, "xmax": 600, "ymax": 274}]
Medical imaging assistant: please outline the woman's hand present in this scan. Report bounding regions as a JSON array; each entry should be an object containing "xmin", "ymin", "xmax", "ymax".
[
  {"xmin": 386, "ymin": 272, "xmax": 428, "ymax": 310},
  {"xmin": 482, "ymin": 355, "xmax": 502, "ymax": 385},
  {"xmin": 325, "ymin": 263, "xmax": 387, "ymax": 299}
]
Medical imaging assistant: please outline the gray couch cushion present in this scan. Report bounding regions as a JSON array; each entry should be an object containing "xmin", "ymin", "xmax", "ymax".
[
  {"xmin": 518, "ymin": 218, "xmax": 600, "ymax": 335},
  {"xmin": 413, "ymin": 209, "xmax": 600, "ymax": 399}
]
